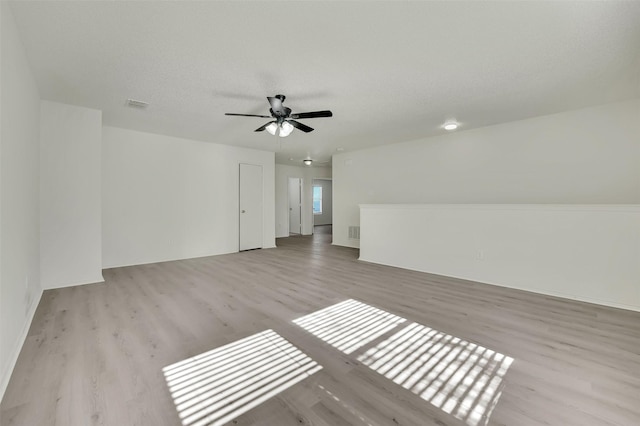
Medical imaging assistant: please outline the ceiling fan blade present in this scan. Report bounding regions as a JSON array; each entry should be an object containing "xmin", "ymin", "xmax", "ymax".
[
  {"xmin": 288, "ymin": 120, "xmax": 314, "ymax": 133},
  {"xmin": 267, "ymin": 97, "xmax": 287, "ymax": 116},
  {"xmin": 225, "ymin": 113, "xmax": 272, "ymax": 118},
  {"xmin": 290, "ymin": 110, "xmax": 333, "ymax": 119},
  {"xmin": 254, "ymin": 121, "xmax": 275, "ymax": 132}
]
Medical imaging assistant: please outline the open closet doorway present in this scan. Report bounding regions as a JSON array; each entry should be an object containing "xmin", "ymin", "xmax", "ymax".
[
  {"xmin": 288, "ymin": 177, "xmax": 302, "ymax": 235},
  {"xmin": 312, "ymin": 178, "xmax": 332, "ymax": 237}
]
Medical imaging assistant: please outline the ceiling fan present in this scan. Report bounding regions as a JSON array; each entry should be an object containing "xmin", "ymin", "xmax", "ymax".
[
  {"xmin": 225, "ymin": 94, "xmax": 332, "ymax": 137},
  {"xmin": 289, "ymin": 157, "xmax": 330, "ymax": 166}
]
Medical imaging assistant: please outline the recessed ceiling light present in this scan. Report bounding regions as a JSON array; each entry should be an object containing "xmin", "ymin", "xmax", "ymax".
[
  {"xmin": 336, "ymin": 147, "xmax": 344, "ymax": 152},
  {"xmin": 443, "ymin": 121, "xmax": 458, "ymax": 131}
]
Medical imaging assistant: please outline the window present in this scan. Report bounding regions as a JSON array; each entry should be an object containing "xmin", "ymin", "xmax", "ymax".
[{"xmin": 313, "ymin": 185, "xmax": 322, "ymax": 214}]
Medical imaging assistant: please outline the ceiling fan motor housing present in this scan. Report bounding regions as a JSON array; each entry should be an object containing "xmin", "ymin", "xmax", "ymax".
[{"xmin": 225, "ymin": 94, "xmax": 332, "ymax": 134}]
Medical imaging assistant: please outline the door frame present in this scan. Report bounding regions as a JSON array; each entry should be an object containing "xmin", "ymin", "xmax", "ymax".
[
  {"xmin": 239, "ymin": 163, "xmax": 264, "ymax": 251},
  {"xmin": 287, "ymin": 177, "xmax": 302, "ymax": 235},
  {"xmin": 311, "ymin": 178, "xmax": 332, "ymax": 234}
]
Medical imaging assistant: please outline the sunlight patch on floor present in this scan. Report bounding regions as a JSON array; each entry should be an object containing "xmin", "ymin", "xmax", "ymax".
[
  {"xmin": 163, "ymin": 330, "xmax": 322, "ymax": 426},
  {"xmin": 358, "ymin": 322, "xmax": 513, "ymax": 426},
  {"xmin": 294, "ymin": 300, "xmax": 513, "ymax": 426},
  {"xmin": 292, "ymin": 299, "xmax": 406, "ymax": 354}
]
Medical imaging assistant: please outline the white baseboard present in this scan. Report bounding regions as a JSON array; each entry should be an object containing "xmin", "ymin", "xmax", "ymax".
[
  {"xmin": 359, "ymin": 204, "xmax": 640, "ymax": 314},
  {"xmin": 0, "ymin": 288, "xmax": 43, "ymax": 403},
  {"xmin": 43, "ymin": 274, "xmax": 105, "ymax": 290},
  {"xmin": 359, "ymin": 257, "xmax": 640, "ymax": 313}
]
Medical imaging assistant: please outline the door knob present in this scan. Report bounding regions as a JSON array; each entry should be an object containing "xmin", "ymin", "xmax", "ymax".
[{"xmin": 241, "ymin": 210, "xmax": 246, "ymax": 213}]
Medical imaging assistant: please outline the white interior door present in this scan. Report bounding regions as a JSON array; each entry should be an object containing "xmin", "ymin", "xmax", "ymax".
[
  {"xmin": 239, "ymin": 164, "xmax": 263, "ymax": 251},
  {"xmin": 288, "ymin": 177, "xmax": 301, "ymax": 234}
]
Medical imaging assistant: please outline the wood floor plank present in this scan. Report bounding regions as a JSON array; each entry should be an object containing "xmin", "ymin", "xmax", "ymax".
[{"xmin": 2, "ymin": 229, "xmax": 639, "ymax": 425}]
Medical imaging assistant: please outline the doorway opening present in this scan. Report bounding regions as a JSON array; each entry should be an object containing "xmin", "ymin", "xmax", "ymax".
[{"xmin": 312, "ymin": 178, "xmax": 332, "ymax": 238}]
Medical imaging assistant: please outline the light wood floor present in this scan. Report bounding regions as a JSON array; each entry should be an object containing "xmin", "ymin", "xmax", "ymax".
[{"xmin": 2, "ymin": 230, "xmax": 640, "ymax": 426}]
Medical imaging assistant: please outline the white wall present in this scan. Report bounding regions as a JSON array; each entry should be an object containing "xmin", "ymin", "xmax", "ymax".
[
  {"xmin": 40, "ymin": 101, "xmax": 103, "ymax": 289},
  {"xmin": 334, "ymin": 99, "xmax": 640, "ymax": 248},
  {"xmin": 312, "ymin": 179, "xmax": 332, "ymax": 226},
  {"xmin": 360, "ymin": 204, "xmax": 640, "ymax": 312},
  {"xmin": 275, "ymin": 164, "xmax": 331, "ymax": 238},
  {"xmin": 102, "ymin": 126, "xmax": 275, "ymax": 268},
  {"xmin": 0, "ymin": 2, "xmax": 42, "ymax": 400}
]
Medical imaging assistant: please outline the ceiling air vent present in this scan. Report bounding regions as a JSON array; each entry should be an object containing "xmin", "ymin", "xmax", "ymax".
[{"xmin": 127, "ymin": 99, "xmax": 149, "ymax": 108}]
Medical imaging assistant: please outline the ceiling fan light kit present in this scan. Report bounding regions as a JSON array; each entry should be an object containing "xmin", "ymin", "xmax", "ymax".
[
  {"xmin": 265, "ymin": 122, "xmax": 278, "ymax": 135},
  {"xmin": 225, "ymin": 94, "xmax": 333, "ymax": 137},
  {"xmin": 303, "ymin": 159, "xmax": 313, "ymax": 166},
  {"xmin": 279, "ymin": 121, "xmax": 294, "ymax": 137}
]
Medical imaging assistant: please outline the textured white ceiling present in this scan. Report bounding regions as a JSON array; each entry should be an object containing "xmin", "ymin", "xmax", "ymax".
[{"xmin": 9, "ymin": 1, "xmax": 640, "ymax": 166}]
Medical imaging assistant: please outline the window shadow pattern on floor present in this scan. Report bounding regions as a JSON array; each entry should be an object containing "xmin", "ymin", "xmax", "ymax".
[
  {"xmin": 292, "ymin": 298, "xmax": 407, "ymax": 354},
  {"xmin": 294, "ymin": 299, "xmax": 513, "ymax": 426},
  {"xmin": 163, "ymin": 329, "xmax": 322, "ymax": 426}
]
